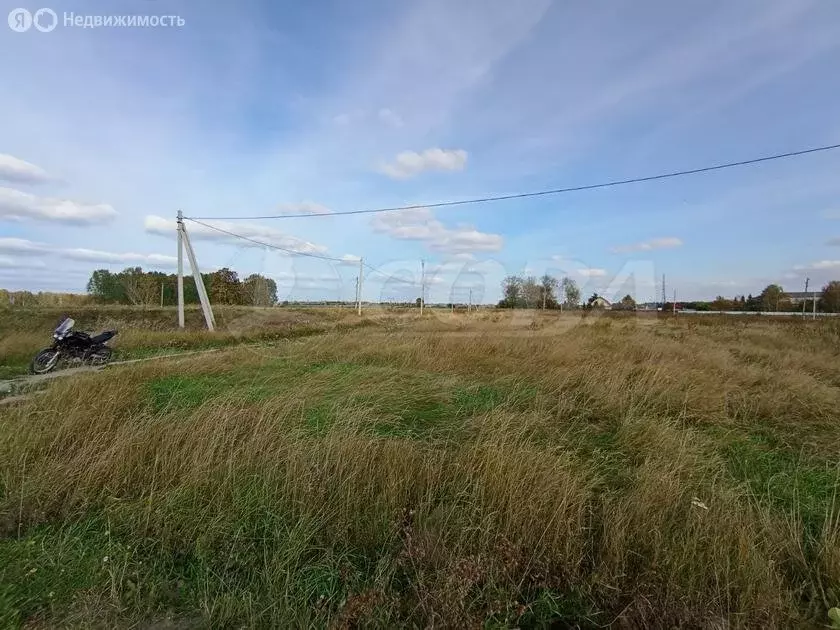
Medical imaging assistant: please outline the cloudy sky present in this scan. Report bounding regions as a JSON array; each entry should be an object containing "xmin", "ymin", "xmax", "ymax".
[{"xmin": 2, "ymin": 0, "xmax": 840, "ymax": 303}]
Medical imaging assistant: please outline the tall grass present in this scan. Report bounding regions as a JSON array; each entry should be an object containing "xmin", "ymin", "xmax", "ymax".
[
  {"xmin": 0, "ymin": 305, "xmax": 359, "ymax": 378},
  {"xmin": 1, "ymin": 312, "xmax": 839, "ymax": 627}
]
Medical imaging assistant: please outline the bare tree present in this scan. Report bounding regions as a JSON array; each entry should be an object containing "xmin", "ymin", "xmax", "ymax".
[{"xmin": 561, "ymin": 276, "xmax": 581, "ymax": 308}]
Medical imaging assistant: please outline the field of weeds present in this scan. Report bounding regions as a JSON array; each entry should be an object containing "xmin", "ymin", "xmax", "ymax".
[{"xmin": 1, "ymin": 309, "xmax": 840, "ymax": 627}]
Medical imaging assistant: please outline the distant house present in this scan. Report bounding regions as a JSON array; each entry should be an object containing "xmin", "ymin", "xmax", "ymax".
[
  {"xmin": 590, "ymin": 295, "xmax": 611, "ymax": 309},
  {"xmin": 785, "ymin": 291, "xmax": 818, "ymax": 305}
]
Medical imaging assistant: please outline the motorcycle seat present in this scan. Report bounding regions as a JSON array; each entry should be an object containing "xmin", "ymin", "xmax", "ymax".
[{"xmin": 90, "ymin": 330, "xmax": 116, "ymax": 344}]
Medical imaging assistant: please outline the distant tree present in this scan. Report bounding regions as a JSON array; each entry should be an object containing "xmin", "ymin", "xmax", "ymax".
[
  {"xmin": 759, "ymin": 284, "xmax": 785, "ymax": 312},
  {"xmin": 711, "ymin": 295, "xmax": 729, "ymax": 311},
  {"xmin": 117, "ymin": 267, "xmax": 159, "ymax": 305},
  {"xmin": 415, "ymin": 297, "xmax": 422, "ymax": 308},
  {"xmin": 521, "ymin": 276, "xmax": 541, "ymax": 308},
  {"xmin": 87, "ymin": 269, "xmax": 127, "ymax": 303},
  {"xmin": 820, "ymin": 280, "xmax": 840, "ymax": 313},
  {"xmin": 561, "ymin": 276, "xmax": 581, "ymax": 308},
  {"xmin": 206, "ymin": 268, "xmax": 243, "ymax": 305},
  {"xmin": 614, "ymin": 294, "xmax": 636, "ymax": 311},
  {"xmin": 499, "ymin": 275, "xmax": 522, "ymax": 308},
  {"xmin": 243, "ymin": 274, "xmax": 278, "ymax": 306},
  {"xmin": 539, "ymin": 274, "xmax": 559, "ymax": 309}
]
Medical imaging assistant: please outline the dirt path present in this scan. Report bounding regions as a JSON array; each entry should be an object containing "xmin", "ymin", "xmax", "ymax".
[{"xmin": 0, "ymin": 348, "xmax": 224, "ymax": 405}]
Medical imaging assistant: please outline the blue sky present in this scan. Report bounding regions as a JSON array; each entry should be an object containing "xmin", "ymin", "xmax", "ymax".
[{"xmin": 1, "ymin": 0, "xmax": 840, "ymax": 303}]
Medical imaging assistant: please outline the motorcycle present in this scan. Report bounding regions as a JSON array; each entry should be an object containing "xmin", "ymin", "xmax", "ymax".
[{"xmin": 30, "ymin": 317, "xmax": 118, "ymax": 374}]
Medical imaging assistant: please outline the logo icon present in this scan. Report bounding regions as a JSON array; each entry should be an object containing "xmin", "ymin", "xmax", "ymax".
[
  {"xmin": 33, "ymin": 7, "xmax": 56, "ymax": 32},
  {"xmin": 8, "ymin": 8, "xmax": 32, "ymax": 32}
]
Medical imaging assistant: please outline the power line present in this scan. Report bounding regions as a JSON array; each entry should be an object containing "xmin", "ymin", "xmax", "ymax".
[
  {"xmin": 184, "ymin": 217, "xmax": 423, "ymax": 285},
  {"xmin": 363, "ymin": 262, "xmax": 417, "ymax": 285},
  {"xmin": 187, "ymin": 142, "xmax": 840, "ymax": 220},
  {"xmin": 183, "ymin": 217, "xmax": 347, "ymax": 262}
]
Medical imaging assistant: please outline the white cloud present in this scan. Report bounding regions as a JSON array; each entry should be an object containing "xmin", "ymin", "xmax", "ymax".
[
  {"xmin": 610, "ymin": 237, "xmax": 683, "ymax": 254},
  {"xmin": 0, "ymin": 256, "xmax": 47, "ymax": 269},
  {"xmin": 445, "ymin": 252, "xmax": 476, "ymax": 262},
  {"xmin": 0, "ymin": 237, "xmax": 44, "ymax": 256},
  {"xmin": 378, "ymin": 108, "xmax": 404, "ymax": 128},
  {"xmin": 794, "ymin": 260, "xmax": 840, "ymax": 271},
  {"xmin": 61, "ymin": 249, "xmax": 177, "ymax": 267},
  {"xmin": 577, "ymin": 268, "xmax": 607, "ymax": 278},
  {"xmin": 0, "ymin": 154, "xmax": 50, "ymax": 185},
  {"xmin": 144, "ymin": 215, "xmax": 328, "ymax": 256},
  {"xmin": 0, "ymin": 187, "xmax": 117, "ymax": 225},
  {"xmin": 379, "ymin": 148, "xmax": 468, "ymax": 179},
  {"xmin": 338, "ymin": 254, "xmax": 361, "ymax": 266},
  {"xmin": 371, "ymin": 207, "xmax": 502, "ymax": 254},
  {"xmin": 276, "ymin": 202, "xmax": 333, "ymax": 216},
  {"xmin": 0, "ymin": 237, "xmax": 175, "ymax": 268}
]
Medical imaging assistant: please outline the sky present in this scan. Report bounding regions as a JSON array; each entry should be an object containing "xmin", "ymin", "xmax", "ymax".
[{"xmin": 1, "ymin": 0, "xmax": 840, "ymax": 304}]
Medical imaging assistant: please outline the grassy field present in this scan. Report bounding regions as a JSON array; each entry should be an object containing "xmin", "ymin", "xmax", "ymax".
[
  {"xmin": 1, "ymin": 309, "xmax": 840, "ymax": 627},
  {"xmin": 0, "ymin": 305, "xmax": 364, "ymax": 379}
]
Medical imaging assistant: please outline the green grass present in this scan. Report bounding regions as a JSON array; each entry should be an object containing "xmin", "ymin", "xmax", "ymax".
[
  {"xmin": 724, "ymin": 433, "xmax": 839, "ymax": 533},
  {"xmin": 142, "ymin": 361, "xmax": 536, "ymax": 444},
  {"xmin": 3, "ymin": 312, "xmax": 840, "ymax": 627}
]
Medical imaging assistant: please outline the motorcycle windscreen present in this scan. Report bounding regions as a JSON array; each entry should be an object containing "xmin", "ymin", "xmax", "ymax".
[{"xmin": 54, "ymin": 318, "xmax": 75, "ymax": 335}]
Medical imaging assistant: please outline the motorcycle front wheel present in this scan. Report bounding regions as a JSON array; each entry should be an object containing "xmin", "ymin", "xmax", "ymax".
[{"xmin": 30, "ymin": 348, "xmax": 60, "ymax": 374}]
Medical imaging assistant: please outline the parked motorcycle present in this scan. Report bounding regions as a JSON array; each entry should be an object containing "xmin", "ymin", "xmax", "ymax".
[{"xmin": 30, "ymin": 317, "xmax": 117, "ymax": 374}]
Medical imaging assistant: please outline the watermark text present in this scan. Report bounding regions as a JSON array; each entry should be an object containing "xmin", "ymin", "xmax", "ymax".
[{"xmin": 8, "ymin": 8, "xmax": 185, "ymax": 33}]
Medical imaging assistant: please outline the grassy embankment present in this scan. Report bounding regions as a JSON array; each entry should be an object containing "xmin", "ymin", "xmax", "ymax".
[{"xmin": 1, "ymin": 310, "xmax": 840, "ymax": 627}]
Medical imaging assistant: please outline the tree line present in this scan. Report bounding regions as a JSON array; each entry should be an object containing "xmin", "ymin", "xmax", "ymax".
[
  {"xmin": 498, "ymin": 275, "xmax": 582, "ymax": 309},
  {"xmin": 0, "ymin": 290, "xmax": 93, "ymax": 308},
  {"xmin": 496, "ymin": 277, "xmax": 840, "ymax": 313},
  {"xmin": 86, "ymin": 267, "xmax": 279, "ymax": 306},
  {"xmin": 685, "ymin": 282, "xmax": 840, "ymax": 313}
]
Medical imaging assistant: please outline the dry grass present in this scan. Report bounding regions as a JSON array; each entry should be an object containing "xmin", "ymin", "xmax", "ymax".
[
  {"xmin": 1, "ymin": 310, "xmax": 839, "ymax": 627},
  {"xmin": 0, "ymin": 305, "xmax": 359, "ymax": 378}
]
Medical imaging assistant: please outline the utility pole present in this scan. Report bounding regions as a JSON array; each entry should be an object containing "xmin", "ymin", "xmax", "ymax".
[
  {"xmin": 357, "ymin": 258, "xmax": 363, "ymax": 316},
  {"xmin": 469, "ymin": 288, "xmax": 472, "ymax": 313},
  {"xmin": 803, "ymin": 278, "xmax": 809, "ymax": 317},
  {"xmin": 420, "ymin": 259, "xmax": 425, "ymax": 316},
  {"xmin": 176, "ymin": 210, "xmax": 185, "ymax": 328},
  {"xmin": 813, "ymin": 286, "xmax": 817, "ymax": 320},
  {"xmin": 354, "ymin": 276, "xmax": 359, "ymax": 310},
  {"xmin": 662, "ymin": 274, "xmax": 666, "ymax": 310},
  {"xmin": 672, "ymin": 289, "xmax": 676, "ymax": 315},
  {"xmin": 181, "ymin": 220, "xmax": 215, "ymax": 331}
]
